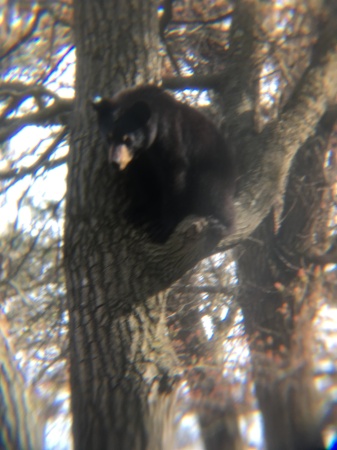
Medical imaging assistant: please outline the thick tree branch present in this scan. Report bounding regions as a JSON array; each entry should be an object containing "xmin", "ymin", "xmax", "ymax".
[
  {"xmin": 277, "ymin": 106, "xmax": 337, "ymax": 258},
  {"xmin": 0, "ymin": 82, "xmax": 60, "ymax": 100},
  {"xmin": 231, "ymin": 28, "xmax": 337, "ymax": 242}
]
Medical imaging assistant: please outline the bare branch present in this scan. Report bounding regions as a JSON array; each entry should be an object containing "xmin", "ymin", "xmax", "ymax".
[
  {"xmin": 171, "ymin": 12, "xmax": 232, "ymax": 26},
  {"xmin": 159, "ymin": 0, "xmax": 181, "ymax": 75},
  {"xmin": 0, "ymin": 82, "xmax": 60, "ymax": 100},
  {"xmin": 179, "ymin": 285, "xmax": 235, "ymax": 296},
  {"xmin": 0, "ymin": 128, "xmax": 68, "ymax": 184},
  {"xmin": 0, "ymin": 8, "xmax": 48, "ymax": 60},
  {"xmin": 40, "ymin": 45, "xmax": 75, "ymax": 84},
  {"xmin": 0, "ymin": 83, "xmax": 62, "ymax": 121},
  {"xmin": 0, "ymin": 99, "xmax": 73, "ymax": 144},
  {"xmin": 162, "ymin": 73, "xmax": 226, "ymax": 90},
  {"xmin": 159, "ymin": 0, "xmax": 173, "ymax": 38},
  {"xmin": 307, "ymin": 237, "xmax": 337, "ymax": 265}
]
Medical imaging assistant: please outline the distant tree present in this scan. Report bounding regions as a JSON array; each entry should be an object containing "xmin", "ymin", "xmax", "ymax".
[{"xmin": 0, "ymin": 322, "xmax": 43, "ymax": 449}]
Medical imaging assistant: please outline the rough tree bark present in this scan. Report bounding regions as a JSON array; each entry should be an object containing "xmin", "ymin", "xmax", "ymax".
[
  {"xmin": 65, "ymin": 1, "xmax": 178, "ymax": 449},
  {"xmin": 236, "ymin": 117, "xmax": 331, "ymax": 448},
  {"xmin": 224, "ymin": 4, "xmax": 337, "ymax": 449},
  {"xmin": 64, "ymin": 0, "xmax": 337, "ymax": 449}
]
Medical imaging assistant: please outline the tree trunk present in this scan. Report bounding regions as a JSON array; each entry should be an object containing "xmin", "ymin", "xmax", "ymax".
[
  {"xmin": 64, "ymin": 1, "xmax": 179, "ymax": 449},
  {"xmin": 236, "ymin": 116, "xmax": 334, "ymax": 450},
  {"xmin": 238, "ymin": 217, "xmax": 325, "ymax": 450}
]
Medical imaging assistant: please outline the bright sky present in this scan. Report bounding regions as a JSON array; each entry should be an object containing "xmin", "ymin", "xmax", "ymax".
[{"xmin": 1, "ymin": 49, "xmax": 74, "ymax": 234}]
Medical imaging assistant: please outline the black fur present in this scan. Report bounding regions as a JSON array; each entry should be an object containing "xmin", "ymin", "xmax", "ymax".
[{"xmin": 93, "ymin": 85, "xmax": 235, "ymax": 242}]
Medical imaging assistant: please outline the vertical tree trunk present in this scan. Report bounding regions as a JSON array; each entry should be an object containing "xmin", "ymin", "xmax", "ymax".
[
  {"xmin": 236, "ymin": 118, "xmax": 333, "ymax": 450},
  {"xmin": 238, "ymin": 218, "xmax": 324, "ymax": 450},
  {"xmin": 65, "ymin": 2, "xmax": 180, "ymax": 449}
]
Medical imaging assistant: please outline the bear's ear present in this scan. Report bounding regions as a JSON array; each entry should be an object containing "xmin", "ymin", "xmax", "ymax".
[
  {"xmin": 92, "ymin": 99, "xmax": 118, "ymax": 140},
  {"xmin": 91, "ymin": 98, "xmax": 114, "ymax": 114},
  {"xmin": 91, "ymin": 98, "xmax": 101, "ymax": 110},
  {"xmin": 122, "ymin": 101, "xmax": 152, "ymax": 130}
]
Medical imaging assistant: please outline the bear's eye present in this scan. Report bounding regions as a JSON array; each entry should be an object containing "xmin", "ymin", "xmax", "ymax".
[{"xmin": 122, "ymin": 135, "xmax": 132, "ymax": 146}]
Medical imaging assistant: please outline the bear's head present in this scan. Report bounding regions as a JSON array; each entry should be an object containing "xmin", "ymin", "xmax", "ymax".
[{"xmin": 93, "ymin": 99, "xmax": 155, "ymax": 170}]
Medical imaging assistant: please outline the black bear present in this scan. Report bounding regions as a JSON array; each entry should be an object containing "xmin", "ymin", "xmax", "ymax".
[{"xmin": 93, "ymin": 85, "xmax": 235, "ymax": 242}]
